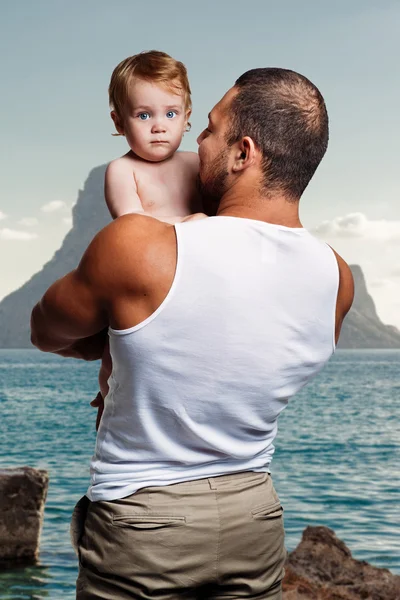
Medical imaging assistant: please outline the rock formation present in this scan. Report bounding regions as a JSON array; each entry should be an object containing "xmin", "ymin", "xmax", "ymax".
[
  {"xmin": 0, "ymin": 467, "xmax": 49, "ymax": 568},
  {"xmin": 337, "ymin": 265, "xmax": 400, "ymax": 348},
  {"xmin": 0, "ymin": 163, "xmax": 399, "ymax": 348},
  {"xmin": 282, "ymin": 526, "xmax": 400, "ymax": 600},
  {"xmin": 0, "ymin": 165, "xmax": 110, "ymax": 349}
]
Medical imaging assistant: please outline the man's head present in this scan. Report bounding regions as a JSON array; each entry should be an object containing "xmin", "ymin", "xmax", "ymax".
[
  {"xmin": 109, "ymin": 50, "xmax": 192, "ymax": 162},
  {"xmin": 197, "ymin": 68, "xmax": 328, "ymax": 208}
]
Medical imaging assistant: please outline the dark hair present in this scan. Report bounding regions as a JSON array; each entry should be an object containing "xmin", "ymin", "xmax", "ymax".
[{"xmin": 227, "ymin": 68, "xmax": 329, "ymax": 200}]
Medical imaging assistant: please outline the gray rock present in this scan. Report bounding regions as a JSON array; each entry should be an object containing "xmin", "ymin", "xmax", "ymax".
[
  {"xmin": 338, "ymin": 265, "xmax": 400, "ymax": 348},
  {"xmin": 0, "ymin": 467, "xmax": 49, "ymax": 569},
  {"xmin": 0, "ymin": 164, "xmax": 111, "ymax": 349}
]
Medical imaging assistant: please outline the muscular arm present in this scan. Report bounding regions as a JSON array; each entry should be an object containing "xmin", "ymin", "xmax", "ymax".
[
  {"xmin": 31, "ymin": 217, "xmax": 136, "ymax": 360},
  {"xmin": 331, "ymin": 248, "xmax": 355, "ymax": 345},
  {"xmin": 31, "ymin": 215, "xmax": 172, "ymax": 359},
  {"xmin": 31, "ymin": 235, "xmax": 110, "ymax": 358},
  {"xmin": 105, "ymin": 158, "xmax": 144, "ymax": 219}
]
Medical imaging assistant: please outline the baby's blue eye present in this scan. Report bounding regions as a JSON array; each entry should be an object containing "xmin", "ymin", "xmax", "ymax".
[
  {"xmin": 166, "ymin": 111, "xmax": 177, "ymax": 119},
  {"xmin": 138, "ymin": 113, "xmax": 150, "ymax": 120}
]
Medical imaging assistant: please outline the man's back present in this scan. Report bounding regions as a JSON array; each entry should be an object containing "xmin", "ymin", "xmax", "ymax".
[
  {"xmin": 89, "ymin": 216, "xmax": 339, "ymax": 501},
  {"xmin": 30, "ymin": 67, "xmax": 355, "ymax": 600}
]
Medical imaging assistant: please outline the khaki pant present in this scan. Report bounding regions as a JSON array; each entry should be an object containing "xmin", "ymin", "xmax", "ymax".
[{"xmin": 72, "ymin": 471, "xmax": 286, "ymax": 599}]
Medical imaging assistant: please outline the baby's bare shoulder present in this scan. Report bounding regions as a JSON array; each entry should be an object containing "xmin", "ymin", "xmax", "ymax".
[
  {"xmin": 106, "ymin": 152, "xmax": 143, "ymax": 173},
  {"xmin": 106, "ymin": 154, "xmax": 150, "ymax": 189},
  {"xmin": 177, "ymin": 150, "xmax": 199, "ymax": 164},
  {"xmin": 106, "ymin": 155, "xmax": 131, "ymax": 177},
  {"xmin": 175, "ymin": 151, "xmax": 199, "ymax": 174}
]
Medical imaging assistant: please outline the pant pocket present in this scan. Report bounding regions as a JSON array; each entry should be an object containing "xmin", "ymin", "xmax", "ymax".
[
  {"xmin": 251, "ymin": 500, "xmax": 283, "ymax": 520},
  {"xmin": 105, "ymin": 512, "xmax": 188, "ymax": 579},
  {"xmin": 70, "ymin": 495, "xmax": 90, "ymax": 556},
  {"xmin": 112, "ymin": 514, "xmax": 186, "ymax": 529}
]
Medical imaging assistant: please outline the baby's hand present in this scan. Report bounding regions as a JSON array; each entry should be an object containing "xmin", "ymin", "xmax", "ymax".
[
  {"xmin": 90, "ymin": 392, "xmax": 104, "ymax": 431},
  {"xmin": 180, "ymin": 213, "xmax": 208, "ymax": 223},
  {"xmin": 158, "ymin": 214, "xmax": 208, "ymax": 224},
  {"xmin": 157, "ymin": 215, "xmax": 186, "ymax": 224}
]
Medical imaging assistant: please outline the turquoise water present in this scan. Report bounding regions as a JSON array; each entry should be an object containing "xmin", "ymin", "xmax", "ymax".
[{"xmin": 0, "ymin": 349, "xmax": 399, "ymax": 599}]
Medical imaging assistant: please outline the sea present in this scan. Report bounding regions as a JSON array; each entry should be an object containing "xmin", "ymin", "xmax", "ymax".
[{"xmin": 0, "ymin": 349, "xmax": 399, "ymax": 599}]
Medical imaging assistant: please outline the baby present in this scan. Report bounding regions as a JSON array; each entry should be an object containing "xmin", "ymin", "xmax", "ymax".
[{"xmin": 95, "ymin": 50, "xmax": 205, "ymax": 416}]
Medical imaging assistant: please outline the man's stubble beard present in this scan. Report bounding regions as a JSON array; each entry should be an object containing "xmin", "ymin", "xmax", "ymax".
[{"xmin": 197, "ymin": 150, "xmax": 229, "ymax": 216}]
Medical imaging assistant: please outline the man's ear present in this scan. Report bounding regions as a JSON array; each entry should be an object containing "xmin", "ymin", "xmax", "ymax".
[
  {"xmin": 110, "ymin": 111, "xmax": 124, "ymax": 136},
  {"xmin": 232, "ymin": 136, "xmax": 257, "ymax": 172}
]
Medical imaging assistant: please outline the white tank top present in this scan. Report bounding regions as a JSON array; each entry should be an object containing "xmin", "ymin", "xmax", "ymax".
[{"xmin": 88, "ymin": 216, "xmax": 339, "ymax": 501}]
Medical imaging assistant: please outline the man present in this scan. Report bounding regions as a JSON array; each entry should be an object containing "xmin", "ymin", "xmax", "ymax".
[{"xmin": 31, "ymin": 68, "xmax": 354, "ymax": 599}]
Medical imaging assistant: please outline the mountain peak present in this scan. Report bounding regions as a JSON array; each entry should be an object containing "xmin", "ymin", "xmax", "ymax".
[{"xmin": 0, "ymin": 165, "xmax": 399, "ymax": 349}]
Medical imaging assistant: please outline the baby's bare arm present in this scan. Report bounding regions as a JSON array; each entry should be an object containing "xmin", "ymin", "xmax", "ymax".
[{"xmin": 105, "ymin": 159, "xmax": 144, "ymax": 219}]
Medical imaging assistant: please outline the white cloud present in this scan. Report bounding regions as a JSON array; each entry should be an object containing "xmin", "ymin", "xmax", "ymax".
[
  {"xmin": 63, "ymin": 216, "xmax": 73, "ymax": 226},
  {"xmin": 41, "ymin": 200, "xmax": 67, "ymax": 213},
  {"xmin": 19, "ymin": 217, "xmax": 39, "ymax": 227},
  {"xmin": 313, "ymin": 213, "xmax": 400, "ymax": 242},
  {"xmin": 0, "ymin": 228, "xmax": 38, "ymax": 241},
  {"xmin": 391, "ymin": 267, "xmax": 400, "ymax": 278},
  {"xmin": 0, "ymin": 211, "xmax": 7, "ymax": 221},
  {"xmin": 309, "ymin": 213, "xmax": 400, "ymax": 329}
]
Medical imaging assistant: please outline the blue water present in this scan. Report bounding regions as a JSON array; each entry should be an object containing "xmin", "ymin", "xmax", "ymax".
[{"xmin": 0, "ymin": 349, "xmax": 399, "ymax": 599}]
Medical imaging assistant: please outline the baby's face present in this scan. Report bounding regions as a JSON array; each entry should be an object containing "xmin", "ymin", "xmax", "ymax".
[{"xmin": 115, "ymin": 79, "xmax": 189, "ymax": 162}]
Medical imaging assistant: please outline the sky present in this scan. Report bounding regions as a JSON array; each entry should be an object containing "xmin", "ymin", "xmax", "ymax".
[{"xmin": 1, "ymin": 0, "xmax": 400, "ymax": 326}]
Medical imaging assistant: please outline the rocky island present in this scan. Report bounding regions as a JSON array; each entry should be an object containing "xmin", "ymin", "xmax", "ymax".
[{"xmin": 0, "ymin": 163, "xmax": 399, "ymax": 349}]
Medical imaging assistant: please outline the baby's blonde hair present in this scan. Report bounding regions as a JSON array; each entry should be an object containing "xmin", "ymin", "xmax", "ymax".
[{"xmin": 109, "ymin": 50, "xmax": 192, "ymax": 122}]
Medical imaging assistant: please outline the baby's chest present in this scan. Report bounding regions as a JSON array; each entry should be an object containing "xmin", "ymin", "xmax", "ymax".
[
  {"xmin": 138, "ymin": 181, "xmax": 170, "ymax": 207},
  {"xmin": 136, "ymin": 169, "xmax": 193, "ymax": 211}
]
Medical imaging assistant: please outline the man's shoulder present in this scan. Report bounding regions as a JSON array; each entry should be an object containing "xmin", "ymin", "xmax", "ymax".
[
  {"xmin": 83, "ymin": 215, "xmax": 175, "ymax": 293},
  {"xmin": 97, "ymin": 214, "xmax": 173, "ymax": 256}
]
